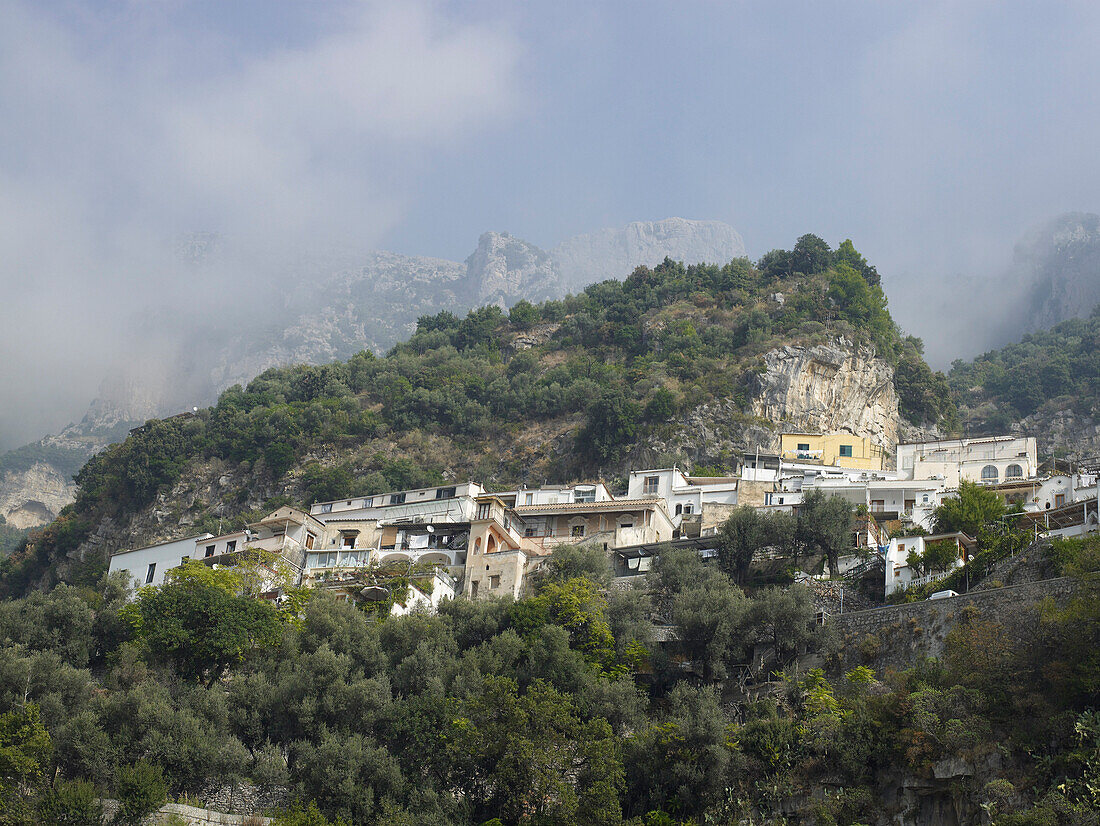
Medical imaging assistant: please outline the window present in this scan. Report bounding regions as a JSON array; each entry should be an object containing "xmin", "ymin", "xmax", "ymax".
[
  {"xmin": 338, "ymin": 551, "xmax": 359, "ymax": 567},
  {"xmin": 342, "ymin": 535, "xmax": 356, "ymax": 548},
  {"xmin": 205, "ymin": 545, "xmax": 215, "ymax": 558},
  {"xmin": 389, "ymin": 492, "xmax": 406, "ymax": 505},
  {"xmin": 1055, "ymin": 493, "xmax": 1066, "ymax": 507},
  {"xmin": 574, "ymin": 486, "xmax": 596, "ymax": 504},
  {"xmin": 145, "ymin": 563, "xmax": 156, "ymax": 584},
  {"xmin": 489, "ymin": 575, "xmax": 501, "ymax": 589},
  {"xmin": 1006, "ymin": 464, "xmax": 1023, "ymax": 479},
  {"xmin": 320, "ymin": 503, "xmax": 333, "ymax": 514},
  {"xmin": 225, "ymin": 540, "xmax": 236, "ymax": 553},
  {"xmin": 683, "ymin": 503, "xmax": 693, "ymax": 515},
  {"xmin": 524, "ymin": 527, "xmax": 535, "ymax": 537},
  {"xmin": 922, "ymin": 494, "xmax": 929, "ymax": 504},
  {"xmin": 898, "ymin": 544, "xmax": 905, "ymax": 554},
  {"xmin": 797, "ymin": 442, "xmax": 811, "ymax": 452},
  {"xmin": 477, "ymin": 503, "xmax": 491, "ymax": 520},
  {"xmin": 620, "ymin": 521, "xmax": 634, "ymax": 529},
  {"xmin": 435, "ymin": 486, "xmax": 456, "ymax": 500},
  {"xmin": 571, "ymin": 524, "xmax": 586, "ymax": 538},
  {"xmin": 839, "ymin": 445, "xmax": 854, "ymax": 458},
  {"xmin": 904, "ymin": 500, "xmax": 915, "ymax": 513},
  {"xmin": 871, "ymin": 500, "xmax": 884, "ymax": 512},
  {"xmin": 643, "ymin": 475, "xmax": 659, "ymax": 495},
  {"xmin": 524, "ymin": 493, "xmax": 533, "ymax": 506},
  {"xmin": 675, "ymin": 504, "xmax": 682, "ymax": 516},
  {"xmin": 981, "ymin": 465, "xmax": 999, "ymax": 483},
  {"xmin": 471, "ymin": 581, "xmax": 480, "ymax": 597},
  {"xmin": 305, "ymin": 533, "xmax": 316, "ymax": 550}
]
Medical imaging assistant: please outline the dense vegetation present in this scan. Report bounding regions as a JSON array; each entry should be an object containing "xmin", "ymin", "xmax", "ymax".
[
  {"xmin": 1, "ymin": 236, "xmax": 956, "ymax": 597},
  {"xmin": 949, "ymin": 304, "xmax": 1100, "ymax": 428},
  {"xmin": 2, "ymin": 536, "xmax": 1099, "ymax": 825}
]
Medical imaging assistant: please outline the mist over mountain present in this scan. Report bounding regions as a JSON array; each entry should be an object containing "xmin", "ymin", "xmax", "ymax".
[{"xmin": 0, "ymin": 218, "xmax": 745, "ymax": 528}]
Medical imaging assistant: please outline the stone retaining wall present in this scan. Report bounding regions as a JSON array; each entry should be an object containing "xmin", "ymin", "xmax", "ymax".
[{"xmin": 825, "ymin": 577, "xmax": 1079, "ymax": 673}]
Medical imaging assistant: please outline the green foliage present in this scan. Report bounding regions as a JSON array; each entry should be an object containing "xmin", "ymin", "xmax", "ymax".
[
  {"xmin": 114, "ymin": 760, "xmax": 167, "ymax": 826},
  {"xmin": 949, "ymin": 305, "xmax": 1100, "ymax": 421},
  {"xmin": 716, "ymin": 506, "xmax": 795, "ymax": 584},
  {"xmin": 580, "ymin": 389, "xmax": 641, "ymax": 464},
  {"xmin": 132, "ymin": 573, "xmax": 282, "ymax": 684},
  {"xmin": 39, "ymin": 778, "xmax": 104, "ymax": 826},
  {"xmin": 934, "ymin": 480, "xmax": 1006, "ymax": 537},
  {"xmin": 797, "ymin": 489, "xmax": 855, "ymax": 576}
]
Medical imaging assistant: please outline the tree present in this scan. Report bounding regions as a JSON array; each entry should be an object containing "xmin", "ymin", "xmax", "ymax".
[
  {"xmin": 535, "ymin": 543, "xmax": 612, "ymax": 588},
  {"xmin": 791, "ymin": 234, "xmax": 833, "ymax": 275},
  {"xmin": 717, "ymin": 507, "xmax": 795, "ymax": 584},
  {"xmin": 797, "ymin": 490, "xmax": 854, "ymax": 577},
  {"xmin": 833, "ymin": 239, "xmax": 880, "ymax": 286},
  {"xmin": 113, "ymin": 761, "xmax": 167, "ymax": 826},
  {"xmin": 750, "ymin": 586, "xmax": 816, "ymax": 665},
  {"xmin": 934, "ymin": 480, "xmax": 1006, "ymax": 538},
  {"xmin": 131, "ymin": 575, "xmax": 283, "ymax": 685},
  {"xmin": 579, "ymin": 389, "xmax": 640, "ymax": 464},
  {"xmin": 0, "ymin": 703, "xmax": 52, "ymax": 822},
  {"xmin": 508, "ymin": 299, "xmax": 539, "ymax": 328},
  {"xmin": 449, "ymin": 677, "xmax": 623, "ymax": 826}
]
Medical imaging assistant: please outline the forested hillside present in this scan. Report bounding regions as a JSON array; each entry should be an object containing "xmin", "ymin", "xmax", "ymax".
[
  {"xmin": 948, "ymin": 305, "xmax": 1100, "ymax": 437},
  {"xmin": 1, "ymin": 236, "xmax": 954, "ymax": 595},
  {"xmin": 2, "ymin": 536, "xmax": 1099, "ymax": 824}
]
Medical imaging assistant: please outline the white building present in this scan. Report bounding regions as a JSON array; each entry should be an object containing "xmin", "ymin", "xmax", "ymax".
[
  {"xmin": 627, "ymin": 468, "xmax": 739, "ymax": 534},
  {"xmin": 108, "ymin": 533, "xmax": 213, "ymax": 589},
  {"xmin": 308, "ymin": 481, "xmax": 485, "ymax": 524},
  {"xmin": 896, "ymin": 436, "xmax": 1038, "ymax": 486},
  {"xmin": 884, "ymin": 532, "xmax": 976, "ymax": 595}
]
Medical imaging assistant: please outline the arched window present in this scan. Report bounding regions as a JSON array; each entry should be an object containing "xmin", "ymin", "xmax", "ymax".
[
  {"xmin": 1005, "ymin": 464, "xmax": 1023, "ymax": 480},
  {"xmin": 675, "ymin": 503, "xmax": 683, "ymax": 516},
  {"xmin": 981, "ymin": 465, "xmax": 999, "ymax": 483},
  {"xmin": 487, "ymin": 535, "xmax": 497, "ymax": 554}
]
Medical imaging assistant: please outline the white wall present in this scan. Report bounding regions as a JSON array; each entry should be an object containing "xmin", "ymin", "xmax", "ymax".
[{"xmin": 109, "ymin": 534, "xmax": 211, "ymax": 590}]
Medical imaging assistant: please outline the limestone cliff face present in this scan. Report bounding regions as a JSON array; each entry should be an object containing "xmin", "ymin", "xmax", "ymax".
[
  {"xmin": 1011, "ymin": 408, "xmax": 1100, "ymax": 460},
  {"xmin": 1, "ymin": 462, "xmax": 77, "ymax": 530},
  {"xmin": 637, "ymin": 339, "xmax": 900, "ymax": 472},
  {"xmin": 464, "ymin": 232, "xmax": 561, "ymax": 307},
  {"xmin": 749, "ymin": 339, "xmax": 900, "ymax": 452}
]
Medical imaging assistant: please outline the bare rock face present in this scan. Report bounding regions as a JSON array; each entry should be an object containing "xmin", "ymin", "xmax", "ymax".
[
  {"xmin": 1, "ymin": 462, "xmax": 76, "ymax": 529},
  {"xmin": 552, "ymin": 218, "xmax": 746, "ymax": 291},
  {"xmin": 1012, "ymin": 408, "xmax": 1100, "ymax": 460},
  {"xmin": 1014, "ymin": 212, "xmax": 1100, "ymax": 332},
  {"xmin": 749, "ymin": 339, "xmax": 900, "ymax": 452},
  {"xmin": 464, "ymin": 232, "xmax": 561, "ymax": 307}
]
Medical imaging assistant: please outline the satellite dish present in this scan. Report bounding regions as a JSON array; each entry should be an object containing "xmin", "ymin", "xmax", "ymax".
[{"xmin": 360, "ymin": 585, "xmax": 391, "ymax": 601}]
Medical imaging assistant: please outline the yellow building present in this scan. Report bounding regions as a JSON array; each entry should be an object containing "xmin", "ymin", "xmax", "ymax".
[{"xmin": 779, "ymin": 432, "xmax": 884, "ymax": 471}]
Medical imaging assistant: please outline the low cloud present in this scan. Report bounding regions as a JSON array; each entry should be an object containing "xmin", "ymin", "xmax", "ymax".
[{"xmin": 0, "ymin": 0, "xmax": 519, "ymax": 448}]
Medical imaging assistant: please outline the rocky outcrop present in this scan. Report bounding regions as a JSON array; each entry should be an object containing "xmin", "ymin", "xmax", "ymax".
[
  {"xmin": 465, "ymin": 232, "xmax": 561, "ymax": 306},
  {"xmin": 1011, "ymin": 407, "xmax": 1100, "ymax": 460},
  {"xmin": 1013, "ymin": 212, "xmax": 1100, "ymax": 332},
  {"xmin": 0, "ymin": 462, "xmax": 76, "ymax": 529},
  {"xmin": 552, "ymin": 218, "xmax": 746, "ymax": 291},
  {"xmin": 749, "ymin": 339, "xmax": 900, "ymax": 452}
]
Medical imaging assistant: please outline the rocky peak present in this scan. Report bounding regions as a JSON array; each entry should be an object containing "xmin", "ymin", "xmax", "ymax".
[{"xmin": 464, "ymin": 232, "xmax": 561, "ymax": 307}]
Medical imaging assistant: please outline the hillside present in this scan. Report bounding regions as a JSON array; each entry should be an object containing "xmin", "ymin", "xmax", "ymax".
[
  {"xmin": 0, "ymin": 218, "xmax": 745, "ymax": 531},
  {"xmin": 948, "ymin": 305, "xmax": 1100, "ymax": 457},
  {"xmin": 0, "ymin": 236, "xmax": 955, "ymax": 594}
]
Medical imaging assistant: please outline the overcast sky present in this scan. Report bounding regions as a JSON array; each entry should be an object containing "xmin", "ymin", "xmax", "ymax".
[{"xmin": 3, "ymin": 0, "xmax": 1100, "ymax": 448}]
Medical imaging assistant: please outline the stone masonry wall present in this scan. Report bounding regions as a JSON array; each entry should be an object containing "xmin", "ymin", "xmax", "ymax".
[{"xmin": 825, "ymin": 577, "xmax": 1079, "ymax": 674}]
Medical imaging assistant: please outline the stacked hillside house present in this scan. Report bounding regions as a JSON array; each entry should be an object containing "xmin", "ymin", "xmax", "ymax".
[{"xmin": 107, "ymin": 435, "xmax": 1099, "ymax": 609}]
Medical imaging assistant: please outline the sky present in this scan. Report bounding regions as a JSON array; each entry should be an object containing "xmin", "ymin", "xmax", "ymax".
[{"xmin": 3, "ymin": 0, "xmax": 1100, "ymax": 449}]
